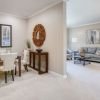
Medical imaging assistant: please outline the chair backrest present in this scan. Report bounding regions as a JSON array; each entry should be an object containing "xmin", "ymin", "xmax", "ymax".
[
  {"xmin": 23, "ymin": 49, "xmax": 29, "ymax": 64},
  {"xmin": 0, "ymin": 53, "xmax": 17, "ymax": 71}
]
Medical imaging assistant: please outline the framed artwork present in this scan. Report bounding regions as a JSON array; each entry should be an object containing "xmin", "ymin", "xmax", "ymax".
[
  {"xmin": 86, "ymin": 30, "xmax": 100, "ymax": 44},
  {"xmin": 0, "ymin": 24, "xmax": 12, "ymax": 47}
]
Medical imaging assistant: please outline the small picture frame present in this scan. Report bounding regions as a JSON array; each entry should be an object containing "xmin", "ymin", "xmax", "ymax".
[{"xmin": 0, "ymin": 24, "xmax": 12, "ymax": 47}]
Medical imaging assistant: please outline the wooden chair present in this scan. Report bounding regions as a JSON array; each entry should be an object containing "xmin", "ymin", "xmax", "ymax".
[{"xmin": 0, "ymin": 53, "xmax": 17, "ymax": 83}]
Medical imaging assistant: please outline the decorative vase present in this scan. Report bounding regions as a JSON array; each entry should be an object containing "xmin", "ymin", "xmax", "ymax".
[{"xmin": 36, "ymin": 49, "xmax": 42, "ymax": 53}]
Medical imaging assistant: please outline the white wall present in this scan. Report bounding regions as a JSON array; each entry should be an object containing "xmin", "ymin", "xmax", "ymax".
[
  {"xmin": 27, "ymin": 2, "xmax": 66, "ymax": 75},
  {"xmin": 0, "ymin": 14, "xmax": 27, "ymax": 54},
  {"xmin": 68, "ymin": 23, "xmax": 100, "ymax": 50}
]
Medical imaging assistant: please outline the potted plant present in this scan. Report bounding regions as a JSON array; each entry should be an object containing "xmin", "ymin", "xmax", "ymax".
[{"xmin": 26, "ymin": 40, "xmax": 31, "ymax": 49}]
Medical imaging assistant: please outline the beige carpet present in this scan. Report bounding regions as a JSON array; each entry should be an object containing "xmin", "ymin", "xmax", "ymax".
[
  {"xmin": 67, "ymin": 61, "xmax": 100, "ymax": 100},
  {"xmin": 0, "ymin": 62, "xmax": 100, "ymax": 100}
]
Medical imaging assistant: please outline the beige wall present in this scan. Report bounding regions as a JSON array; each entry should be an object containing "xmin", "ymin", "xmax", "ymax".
[
  {"xmin": 68, "ymin": 23, "xmax": 100, "ymax": 50},
  {"xmin": 0, "ymin": 14, "xmax": 27, "ymax": 54},
  {"xmin": 27, "ymin": 2, "xmax": 66, "ymax": 75},
  {"xmin": 0, "ymin": 2, "xmax": 67, "ymax": 75}
]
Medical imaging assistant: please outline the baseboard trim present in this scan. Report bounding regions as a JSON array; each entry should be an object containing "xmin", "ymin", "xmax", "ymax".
[{"xmin": 49, "ymin": 71, "xmax": 67, "ymax": 79}]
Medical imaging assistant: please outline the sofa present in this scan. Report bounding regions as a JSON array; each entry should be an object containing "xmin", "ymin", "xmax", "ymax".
[
  {"xmin": 73, "ymin": 47, "xmax": 100, "ymax": 63},
  {"xmin": 80, "ymin": 47, "xmax": 100, "ymax": 59}
]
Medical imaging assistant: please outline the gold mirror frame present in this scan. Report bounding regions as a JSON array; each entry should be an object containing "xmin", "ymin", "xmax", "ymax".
[{"xmin": 32, "ymin": 24, "xmax": 46, "ymax": 47}]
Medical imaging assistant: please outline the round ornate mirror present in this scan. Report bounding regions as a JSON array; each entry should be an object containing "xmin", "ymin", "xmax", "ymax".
[{"xmin": 32, "ymin": 24, "xmax": 46, "ymax": 47}]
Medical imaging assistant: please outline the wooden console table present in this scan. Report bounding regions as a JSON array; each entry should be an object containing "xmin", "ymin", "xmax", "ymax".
[{"xmin": 29, "ymin": 51, "xmax": 48, "ymax": 74}]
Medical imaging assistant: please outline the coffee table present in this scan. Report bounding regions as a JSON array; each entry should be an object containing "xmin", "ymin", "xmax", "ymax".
[
  {"xmin": 73, "ymin": 56, "xmax": 81, "ymax": 64},
  {"xmin": 80, "ymin": 57, "xmax": 100, "ymax": 66}
]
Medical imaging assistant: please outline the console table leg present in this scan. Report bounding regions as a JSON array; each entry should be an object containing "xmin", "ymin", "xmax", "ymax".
[
  {"xmin": 46, "ymin": 54, "xmax": 48, "ymax": 73},
  {"xmin": 38, "ymin": 54, "xmax": 41, "ymax": 74},
  {"xmin": 33, "ymin": 53, "xmax": 35, "ymax": 69},
  {"xmin": 18, "ymin": 56, "xmax": 21, "ymax": 77}
]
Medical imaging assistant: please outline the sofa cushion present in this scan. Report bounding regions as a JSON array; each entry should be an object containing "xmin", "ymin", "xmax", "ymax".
[
  {"xmin": 85, "ymin": 53, "xmax": 94, "ymax": 58},
  {"xmin": 87, "ymin": 48, "xmax": 97, "ymax": 54},
  {"xmin": 91, "ymin": 54, "xmax": 100, "ymax": 59},
  {"xmin": 96, "ymin": 50, "xmax": 100, "ymax": 56},
  {"xmin": 83, "ymin": 47, "xmax": 88, "ymax": 53},
  {"xmin": 97, "ymin": 48, "xmax": 100, "ymax": 51},
  {"xmin": 94, "ymin": 56, "xmax": 100, "ymax": 59},
  {"xmin": 85, "ymin": 53, "xmax": 100, "ymax": 59}
]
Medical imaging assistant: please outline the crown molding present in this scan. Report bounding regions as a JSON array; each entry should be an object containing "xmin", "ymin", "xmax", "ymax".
[
  {"xmin": 68, "ymin": 21, "xmax": 100, "ymax": 29},
  {"xmin": 27, "ymin": 0, "xmax": 63, "ymax": 19},
  {"xmin": 0, "ymin": 0, "xmax": 64, "ymax": 20},
  {"xmin": 0, "ymin": 12, "xmax": 27, "ymax": 19}
]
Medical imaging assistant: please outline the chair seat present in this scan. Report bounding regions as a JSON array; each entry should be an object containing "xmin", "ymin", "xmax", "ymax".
[
  {"xmin": 22, "ymin": 60, "xmax": 29, "ymax": 65},
  {"xmin": 15, "ymin": 59, "xmax": 29, "ymax": 65},
  {"xmin": 0, "ymin": 65, "xmax": 15, "ymax": 71}
]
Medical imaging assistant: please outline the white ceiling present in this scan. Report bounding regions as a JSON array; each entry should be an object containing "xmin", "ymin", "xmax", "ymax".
[
  {"xmin": 0, "ymin": 0, "xmax": 62, "ymax": 18},
  {"xmin": 67, "ymin": 0, "xmax": 100, "ymax": 28}
]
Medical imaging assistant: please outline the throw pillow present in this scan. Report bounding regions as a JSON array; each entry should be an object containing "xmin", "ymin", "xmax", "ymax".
[
  {"xmin": 96, "ymin": 50, "xmax": 100, "ymax": 56},
  {"xmin": 88, "ymin": 48, "xmax": 97, "ymax": 54},
  {"xmin": 79, "ymin": 48, "xmax": 85, "ymax": 57},
  {"xmin": 79, "ymin": 48, "xmax": 84, "ymax": 53}
]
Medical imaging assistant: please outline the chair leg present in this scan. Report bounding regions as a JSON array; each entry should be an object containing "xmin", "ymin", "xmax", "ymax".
[
  {"xmin": 26, "ymin": 65, "xmax": 28, "ymax": 72},
  {"xmin": 11, "ymin": 70, "xmax": 14, "ymax": 81},
  {"xmin": 8, "ymin": 71, "xmax": 10, "ymax": 74},
  {"xmin": 4, "ymin": 71, "xmax": 7, "ymax": 83},
  {"xmin": 15, "ymin": 67, "xmax": 17, "ymax": 75},
  {"xmin": 24, "ymin": 65, "xmax": 28, "ymax": 72},
  {"xmin": 83, "ymin": 61, "xmax": 85, "ymax": 66}
]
